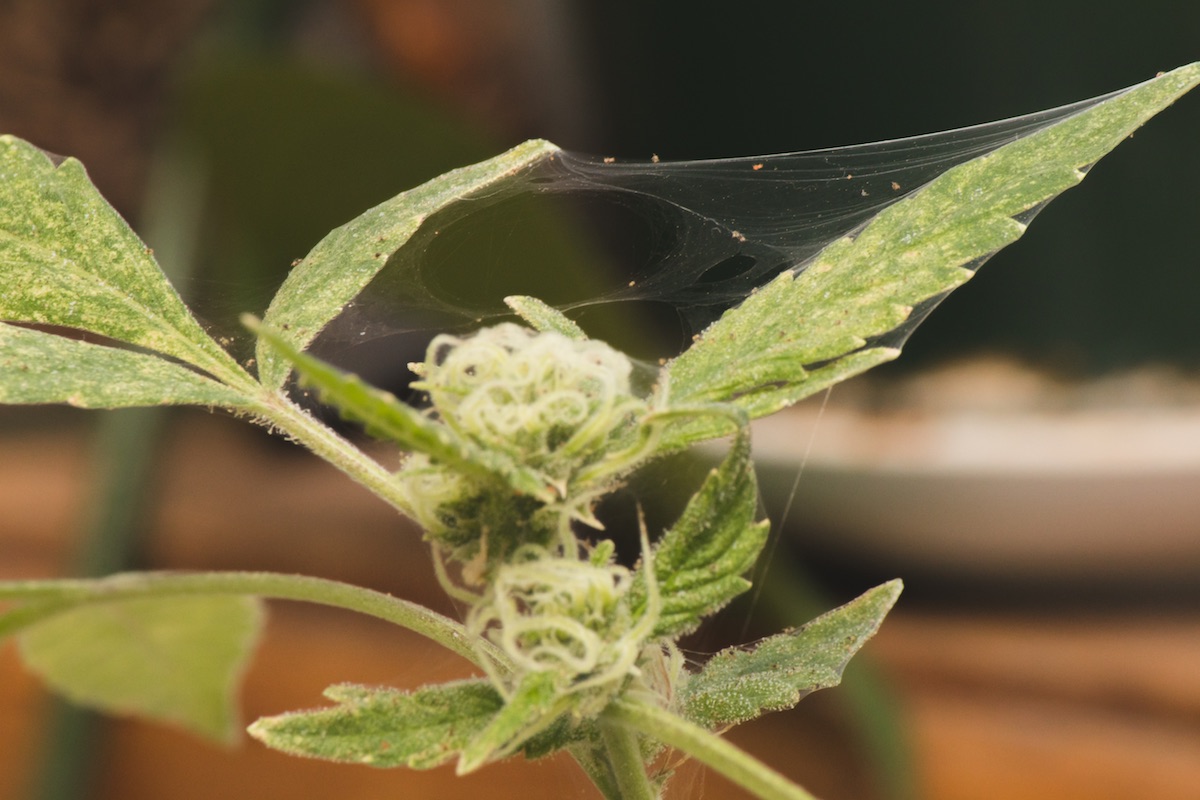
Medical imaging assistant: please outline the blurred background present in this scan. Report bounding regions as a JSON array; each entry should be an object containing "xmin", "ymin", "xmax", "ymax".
[{"xmin": 1, "ymin": 1, "xmax": 1198, "ymax": 799}]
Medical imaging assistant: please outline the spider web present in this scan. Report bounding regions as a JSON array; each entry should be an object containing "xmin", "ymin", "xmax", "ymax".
[{"xmin": 315, "ymin": 86, "xmax": 1119, "ymax": 366}]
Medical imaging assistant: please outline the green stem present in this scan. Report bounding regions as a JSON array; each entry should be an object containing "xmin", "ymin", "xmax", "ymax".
[
  {"xmin": 245, "ymin": 392, "xmax": 414, "ymax": 516},
  {"xmin": 604, "ymin": 698, "xmax": 822, "ymax": 800},
  {"xmin": 565, "ymin": 742, "xmax": 623, "ymax": 800},
  {"xmin": 0, "ymin": 571, "xmax": 507, "ymax": 673},
  {"xmin": 600, "ymin": 718, "xmax": 658, "ymax": 800}
]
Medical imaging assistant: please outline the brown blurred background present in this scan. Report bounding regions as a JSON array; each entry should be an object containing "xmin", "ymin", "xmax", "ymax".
[{"xmin": 2, "ymin": 2, "xmax": 1200, "ymax": 799}]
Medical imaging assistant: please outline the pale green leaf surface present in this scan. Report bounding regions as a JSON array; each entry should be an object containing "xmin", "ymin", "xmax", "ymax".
[
  {"xmin": 249, "ymin": 680, "xmax": 504, "ymax": 769},
  {"xmin": 635, "ymin": 424, "xmax": 768, "ymax": 638},
  {"xmin": 18, "ymin": 594, "xmax": 263, "ymax": 743},
  {"xmin": 0, "ymin": 323, "xmax": 249, "ymax": 408},
  {"xmin": 680, "ymin": 580, "xmax": 902, "ymax": 729},
  {"xmin": 0, "ymin": 136, "xmax": 238, "ymax": 379},
  {"xmin": 504, "ymin": 295, "xmax": 587, "ymax": 340},
  {"xmin": 258, "ymin": 139, "xmax": 562, "ymax": 389},
  {"xmin": 250, "ymin": 317, "xmax": 555, "ymax": 500},
  {"xmin": 664, "ymin": 65, "xmax": 1200, "ymax": 445}
]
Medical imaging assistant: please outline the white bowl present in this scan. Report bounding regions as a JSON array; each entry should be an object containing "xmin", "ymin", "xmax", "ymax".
[{"xmin": 747, "ymin": 364, "xmax": 1200, "ymax": 582}]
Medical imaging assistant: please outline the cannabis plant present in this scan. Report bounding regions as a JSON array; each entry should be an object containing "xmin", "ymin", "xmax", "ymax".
[{"xmin": 1, "ymin": 65, "xmax": 1196, "ymax": 800}]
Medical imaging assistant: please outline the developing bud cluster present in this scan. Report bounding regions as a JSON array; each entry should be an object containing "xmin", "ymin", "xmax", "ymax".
[
  {"xmin": 398, "ymin": 323, "xmax": 653, "ymax": 577},
  {"xmin": 470, "ymin": 539, "xmax": 659, "ymax": 709},
  {"xmin": 395, "ymin": 323, "xmax": 665, "ymax": 704}
]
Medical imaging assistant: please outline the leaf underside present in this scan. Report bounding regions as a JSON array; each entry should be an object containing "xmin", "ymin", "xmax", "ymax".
[{"xmin": 17, "ymin": 595, "xmax": 264, "ymax": 743}]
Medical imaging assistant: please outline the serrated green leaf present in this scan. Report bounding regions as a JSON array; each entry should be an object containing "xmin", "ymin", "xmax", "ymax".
[
  {"xmin": 249, "ymin": 680, "xmax": 504, "ymax": 769},
  {"xmin": 458, "ymin": 670, "xmax": 569, "ymax": 774},
  {"xmin": 663, "ymin": 65, "xmax": 1200, "ymax": 446},
  {"xmin": 17, "ymin": 594, "xmax": 263, "ymax": 743},
  {"xmin": 0, "ymin": 136, "xmax": 240, "ymax": 380},
  {"xmin": 679, "ymin": 580, "xmax": 902, "ymax": 729},
  {"xmin": 249, "ymin": 317, "xmax": 555, "ymax": 501},
  {"xmin": 257, "ymin": 139, "xmax": 562, "ymax": 390},
  {"xmin": 635, "ymin": 421, "xmax": 768, "ymax": 638},
  {"xmin": 661, "ymin": 347, "xmax": 898, "ymax": 448},
  {"xmin": 504, "ymin": 295, "xmax": 587, "ymax": 341},
  {"xmin": 0, "ymin": 322, "xmax": 250, "ymax": 408},
  {"xmin": 250, "ymin": 678, "xmax": 582, "ymax": 771}
]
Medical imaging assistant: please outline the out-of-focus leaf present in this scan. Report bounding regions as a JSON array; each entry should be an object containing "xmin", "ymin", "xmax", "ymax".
[{"xmin": 17, "ymin": 595, "xmax": 264, "ymax": 743}]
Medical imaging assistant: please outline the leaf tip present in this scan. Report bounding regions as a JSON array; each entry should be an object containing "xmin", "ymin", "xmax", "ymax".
[
  {"xmin": 875, "ymin": 577, "xmax": 904, "ymax": 610},
  {"xmin": 455, "ymin": 747, "xmax": 488, "ymax": 776},
  {"xmin": 245, "ymin": 720, "xmax": 270, "ymax": 747}
]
